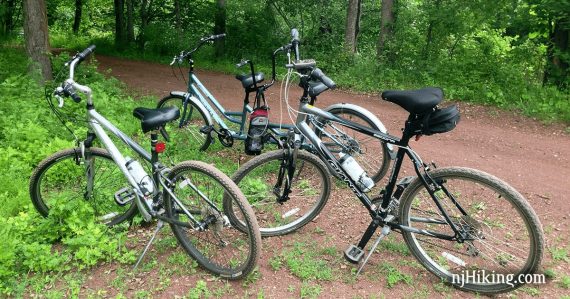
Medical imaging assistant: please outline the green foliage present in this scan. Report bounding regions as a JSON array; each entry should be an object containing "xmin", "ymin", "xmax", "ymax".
[
  {"xmin": 188, "ymin": 280, "xmax": 212, "ymax": 299},
  {"xmin": 377, "ymin": 262, "xmax": 413, "ymax": 288},
  {"xmin": 550, "ymin": 246, "xmax": 569, "ymax": 262},
  {"xmin": 44, "ymin": 0, "xmax": 570, "ymax": 123},
  {"xmin": 299, "ymin": 282, "xmax": 322, "ymax": 299},
  {"xmin": 280, "ymin": 241, "xmax": 334, "ymax": 281},
  {"xmin": 0, "ymin": 47, "xmax": 140, "ymax": 295},
  {"xmin": 560, "ymin": 275, "xmax": 570, "ymax": 289}
]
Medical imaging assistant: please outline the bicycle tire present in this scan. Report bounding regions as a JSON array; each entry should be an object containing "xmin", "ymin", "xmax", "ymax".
[
  {"xmin": 316, "ymin": 107, "xmax": 391, "ymax": 183},
  {"xmin": 164, "ymin": 161, "xmax": 261, "ymax": 279},
  {"xmin": 398, "ymin": 167, "xmax": 544, "ymax": 294},
  {"xmin": 232, "ymin": 150, "xmax": 331, "ymax": 237},
  {"xmin": 29, "ymin": 147, "xmax": 138, "ymax": 226},
  {"xmin": 157, "ymin": 94, "xmax": 212, "ymax": 151}
]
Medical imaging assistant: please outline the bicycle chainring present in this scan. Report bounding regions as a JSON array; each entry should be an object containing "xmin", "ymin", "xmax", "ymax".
[{"xmin": 217, "ymin": 129, "xmax": 234, "ymax": 147}]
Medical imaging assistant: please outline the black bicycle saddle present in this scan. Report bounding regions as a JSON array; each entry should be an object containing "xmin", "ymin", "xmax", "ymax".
[
  {"xmin": 381, "ymin": 87, "xmax": 443, "ymax": 114},
  {"xmin": 236, "ymin": 72, "xmax": 265, "ymax": 89},
  {"xmin": 133, "ymin": 106, "xmax": 180, "ymax": 133}
]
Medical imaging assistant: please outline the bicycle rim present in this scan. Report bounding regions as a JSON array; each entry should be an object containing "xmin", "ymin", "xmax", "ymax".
[
  {"xmin": 165, "ymin": 161, "xmax": 260, "ymax": 279},
  {"xmin": 29, "ymin": 148, "xmax": 137, "ymax": 226},
  {"xmin": 232, "ymin": 150, "xmax": 331, "ymax": 237},
  {"xmin": 316, "ymin": 108, "xmax": 391, "ymax": 182},
  {"xmin": 158, "ymin": 95, "xmax": 211, "ymax": 151},
  {"xmin": 399, "ymin": 167, "xmax": 543, "ymax": 293}
]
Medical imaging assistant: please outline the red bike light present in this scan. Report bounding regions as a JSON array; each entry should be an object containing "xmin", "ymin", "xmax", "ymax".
[{"xmin": 156, "ymin": 142, "xmax": 166, "ymax": 153}]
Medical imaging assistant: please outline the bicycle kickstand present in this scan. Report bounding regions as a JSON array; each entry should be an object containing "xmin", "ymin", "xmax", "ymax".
[
  {"xmin": 133, "ymin": 220, "xmax": 164, "ymax": 270},
  {"xmin": 356, "ymin": 217, "xmax": 393, "ymax": 275}
]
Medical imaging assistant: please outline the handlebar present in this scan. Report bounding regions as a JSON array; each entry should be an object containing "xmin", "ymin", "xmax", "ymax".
[
  {"xmin": 77, "ymin": 45, "xmax": 96, "ymax": 65},
  {"xmin": 54, "ymin": 45, "xmax": 97, "ymax": 106},
  {"xmin": 171, "ymin": 33, "xmax": 227, "ymax": 65},
  {"xmin": 201, "ymin": 33, "xmax": 226, "ymax": 42},
  {"xmin": 291, "ymin": 28, "xmax": 300, "ymax": 61},
  {"xmin": 272, "ymin": 29, "xmax": 336, "ymax": 90},
  {"xmin": 310, "ymin": 68, "xmax": 336, "ymax": 89}
]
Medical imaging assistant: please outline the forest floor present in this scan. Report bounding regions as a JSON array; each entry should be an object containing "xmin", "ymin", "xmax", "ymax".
[{"xmin": 77, "ymin": 55, "xmax": 570, "ymax": 298}]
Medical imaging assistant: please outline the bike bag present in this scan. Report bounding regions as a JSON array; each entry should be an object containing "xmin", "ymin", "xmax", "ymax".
[{"xmin": 410, "ymin": 105, "xmax": 460, "ymax": 136}]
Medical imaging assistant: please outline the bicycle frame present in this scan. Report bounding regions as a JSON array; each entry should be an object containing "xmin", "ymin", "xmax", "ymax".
[
  {"xmin": 290, "ymin": 99, "xmax": 468, "ymax": 248},
  {"xmin": 180, "ymin": 71, "xmax": 295, "ymax": 140},
  {"xmin": 68, "ymin": 62, "xmax": 221, "ymax": 227}
]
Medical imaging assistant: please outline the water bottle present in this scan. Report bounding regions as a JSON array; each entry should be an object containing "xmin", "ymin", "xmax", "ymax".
[
  {"xmin": 125, "ymin": 157, "xmax": 154, "ymax": 195},
  {"xmin": 339, "ymin": 153, "xmax": 375, "ymax": 192}
]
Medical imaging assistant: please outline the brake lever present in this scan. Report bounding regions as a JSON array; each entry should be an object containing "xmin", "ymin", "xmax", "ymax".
[{"xmin": 54, "ymin": 86, "xmax": 65, "ymax": 107}]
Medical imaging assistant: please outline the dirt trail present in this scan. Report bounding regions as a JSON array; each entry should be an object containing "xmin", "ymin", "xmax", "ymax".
[
  {"xmin": 94, "ymin": 55, "xmax": 570, "ymax": 298},
  {"xmin": 96, "ymin": 55, "xmax": 570, "ymax": 214}
]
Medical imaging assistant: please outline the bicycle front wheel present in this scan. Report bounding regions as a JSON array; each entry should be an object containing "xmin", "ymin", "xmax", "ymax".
[
  {"xmin": 232, "ymin": 150, "xmax": 331, "ymax": 237},
  {"xmin": 164, "ymin": 161, "xmax": 261, "ymax": 279},
  {"xmin": 157, "ymin": 94, "xmax": 212, "ymax": 151},
  {"xmin": 29, "ymin": 148, "xmax": 137, "ymax": 226},
  {"xmin": 399, "ymin": 167, "xmax": 544, "ymax": 294},
  {"xmin": 316, "ymin": 107, "xmax": 391, "ymax": 182}
]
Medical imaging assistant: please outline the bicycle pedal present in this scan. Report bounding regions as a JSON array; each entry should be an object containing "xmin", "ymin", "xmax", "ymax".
[
  {"xmin": 396, "ymin": 176, "xmax": 415, "ymax": 187},
  {"xmin": 199, "ymin": 125, "xmax": 214, "ymax": 134},
  {"xmin": 114, "ymin": 187, "xmax": 135, "ymax": 206},
  {"xmin": 344, "ymin": 245, "xmax": 364, "ymax": 264}
]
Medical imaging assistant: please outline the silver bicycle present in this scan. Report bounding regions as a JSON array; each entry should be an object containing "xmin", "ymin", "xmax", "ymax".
[{"xmin": 29, "ymin": 46, "xmax": 261, "ymax": 279}]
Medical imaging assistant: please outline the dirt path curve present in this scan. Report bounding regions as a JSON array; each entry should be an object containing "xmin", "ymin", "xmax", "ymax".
[
  {"xmin": 96, "ymin": 54, "xmax": 570, "ymax": 219},
  {"xmin": 95, "ymin": 55, "xmax": 570, "ymax": 297}
]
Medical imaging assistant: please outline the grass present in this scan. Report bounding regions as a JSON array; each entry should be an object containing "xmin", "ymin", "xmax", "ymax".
[
  {"xmin": 276, "ymin": 241, "xmax": 335, "ymax": 282},
  {"xmin": 550, "ymin": 246, "xmax": 569, "ymax": 262},
  {"xmin": 519, "ymin": 286, "xmax": 541, "ymax": 297},
  {"xmin": 299, "ymin": 282, "xmax": 322, "ymax": 299},
  {"xmin": 378, "ymin": 236, "xmax": 410, "ymax": 256},
  {"xmin": 377, "ymin": 262, "xmax": 413, "ymax": 288},
  {"xmin": 559, "ymin": 275, "xmax": 570, "ymax": 289}
]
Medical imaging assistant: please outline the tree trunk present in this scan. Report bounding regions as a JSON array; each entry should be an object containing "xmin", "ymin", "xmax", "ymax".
[
  {"xmin": 126, "ymin": 0, "xmax": 134, "ymax": 43},
  {"xmin": 377, "ymin": 0, "xmax": 395, "ymax": 58},
  {"xmin": 138, "ymin": 0, "xmax": 153, "ymax": 49},
  {"xmin": 344, "ymin": 0, "xmax": 361, "ymax": 53},
  {"xmin": 174, "ymin": 0, "xmax": 182, "ymax": 39},
  {"xmin": 114, "ymin": 0, "xmax": 126, "ymax": 47},
  {"xmin": 423, "ymin": 0, "xmax": 441, "ymax": 60},
  {"xmin": 1, "ymin": 0, "xmax": 16, "ymax": 36},
  {"xmin": 544, "ymin": 18, "xmax": 569, "ymax": 88},
  {"xmin": 214, "ymin": 0, "xmax": 226, "ymax": 57},
  {"xmin": 23, "ymin": 0, "xmax": 52, "ymax": 83},
  {"xmin": 73, "ymin": 0, "xmax": 82, "ymax": 34}
]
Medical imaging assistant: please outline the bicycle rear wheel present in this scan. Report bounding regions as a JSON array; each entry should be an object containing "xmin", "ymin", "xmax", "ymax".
[
  {"xmin": 29, "ymin": 148, "xmax": 137, "ymax": 226},
  {"xmin": 316, "ymin": 107, "xmax": 391, "ymax": 182},
  {"xmin": 164, "ymin": 161, "xmax": 261, "ymax": 279},
  {"xmin": 398, "ymin": 167, "xmax": 543, "ymax": 294},
  {"xmin": 157, "ymin": 94, "xmax": 212, "ymax": 151},
  {"xmin": 232, "ymin": 150, "xmax": 331, "ymax": 237}
]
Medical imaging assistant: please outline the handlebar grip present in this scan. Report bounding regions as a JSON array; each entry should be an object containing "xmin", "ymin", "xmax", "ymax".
[
  {"xmin": 236, "ymin": 60, "xmax": 249, "ymax": 68},
  {"xmin": 71, "ymin": 93, "xmax": 82, "ymax": 103},
  {"xmin": 77, "ymin": 45, "xmax": 96, "ymax": 63},
  {"xmin": 311, "ymin": 68, "xmax": 336, "ymax": 89},
  {"xmin": 291, "ymin": 28, "xmax": 300, "ymax": 60},
  {"xmin": 291, "ymin": 28, "xmax": 300, "ymax": 42}
]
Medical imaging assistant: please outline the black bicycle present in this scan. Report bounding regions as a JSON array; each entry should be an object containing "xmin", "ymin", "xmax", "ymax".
[{"xmin": 231, "ymin": 37, "xmax": 544, "ymax": 293}]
